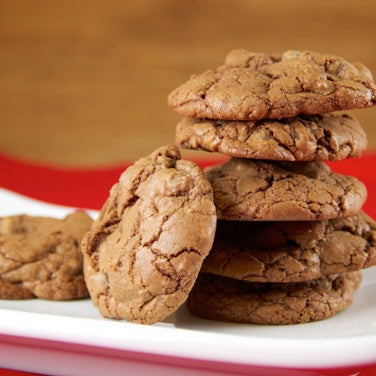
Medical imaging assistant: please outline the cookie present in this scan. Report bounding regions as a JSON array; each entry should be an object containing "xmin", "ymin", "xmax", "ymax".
[
  {"xmin": 206, "ymin": 158, "xmax": 366, "ymax": 221},
  {"xmin": 202, "ymin": 212, "xmax": 376, "ymax": 283},
  {"xmin": 187, "ymin": 272, "xmax": 362, "ymax": 325},
  {"xmin": 168, "ymin": 49, "xmax": 376, "ymax": 121},
  {"xmin": 176, "ymin": 113, "xmax": 367, "ymax": 161},
  {"xmin": 0, "ymin": 211, "xmax": 92, "ymax": 300},
  {"xmin": 82, "ymin": 145, "xmax": 216, "ymax": 325}
]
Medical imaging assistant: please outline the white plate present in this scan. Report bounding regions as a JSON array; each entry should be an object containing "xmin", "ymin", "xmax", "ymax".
[{"xmin": 0, "ymin": 188, "xmax": 375, "ymax": 376}]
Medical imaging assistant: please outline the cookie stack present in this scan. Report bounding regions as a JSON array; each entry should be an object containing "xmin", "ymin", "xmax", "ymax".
[{"xmin": 168, "ymin": 49, "xmax": 376, "ymax": 324}]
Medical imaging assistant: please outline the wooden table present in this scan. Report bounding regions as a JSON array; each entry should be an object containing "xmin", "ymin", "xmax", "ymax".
[{"xmin": 0, "ymin": 0, "xmax": 376, "ymax": 166}]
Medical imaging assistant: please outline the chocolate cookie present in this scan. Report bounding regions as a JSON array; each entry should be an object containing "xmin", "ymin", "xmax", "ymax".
[
  {"xmin": 206, "ymin": 158, "xmax": 366, "ymax": 221},
  {"xmin": 202, "ymin": 212, "xmax": 376, "ymax": 283},
  {"xmin": 0, "ymin": 211, "xmax": 92, "ymax": 300},
  {"xmin": 82, "ymin": 145, "xmax": 216, "ymax": 325},
  {"xmin": 176, "ymin": 113, "xmax": 367, "ymax": 161},
  {"xmin": 168, "ymin": 49, "xmax": 376, "ymax": 121},
  {"xmin": 187, "ymin": 272, "xmax": 362, "ymax": 325}
]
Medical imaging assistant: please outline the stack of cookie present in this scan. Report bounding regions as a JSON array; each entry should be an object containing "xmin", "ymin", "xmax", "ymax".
[{"xmin": 168, "ymin": 49, "xmax": 376, "ymax": 324}]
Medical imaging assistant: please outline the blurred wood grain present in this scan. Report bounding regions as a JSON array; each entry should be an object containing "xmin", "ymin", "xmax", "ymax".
[{"xmin": 0, "ymin": 0, "xmax": 376, "ymax": 166}]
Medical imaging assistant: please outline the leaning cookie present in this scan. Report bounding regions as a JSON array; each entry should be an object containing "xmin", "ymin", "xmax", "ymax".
[
  {"xmin": 168, "ymin": 49, "xmax": 376, "ymax": 121},
  {"xmin": 0, "ymin": 211, "xmax": 92, "ymax": 300},
  {"xmin": 187, "ymin": 272, "xmax": 362, "ymax": 325},
  {"xmin": 82, "ymin": 145, "xmax": 216, "ymax": 325},
  {"xmin": 202, "ymin": 212, "xmax": 376, "ymax": 283},
  {"xmin": 176, "ymin": 114, "xmax": 367, "ymax": 161},
  {"xmin": 206, "ymin": 158, "xmax": 366, "ymax": 221}
]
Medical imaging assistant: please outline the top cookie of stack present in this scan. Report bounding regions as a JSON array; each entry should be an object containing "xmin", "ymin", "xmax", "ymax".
[{"xmin": 170, "ymin": 49, "xmax": 375, "ymax": 161}]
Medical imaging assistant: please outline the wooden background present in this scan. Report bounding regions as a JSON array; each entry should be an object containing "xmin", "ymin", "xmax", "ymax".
[{"xmin": 1, "ymin": 0, "xmax": 376, "ymax": 167}]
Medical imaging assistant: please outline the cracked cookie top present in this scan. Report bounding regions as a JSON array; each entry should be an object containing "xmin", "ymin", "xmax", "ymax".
[
  {"xmin": 205, "ymin": 158, "xmax": 367, "ymax": 221},
  {"xmin": 187, "ymin": 271, "xmax": 362, "ymax": 325},
  {"xmin": 0, "ymin": 211, "xmax": 92, "ymax": 300},
  {"xmin": 168, "ymin": 49, "xmax": 376, "ymax": 120},
  {"xmin": 82, "ymin": 145, "xmax": 217, "ymax": 324},
  {"xmin": 202, "ymin": 212, "xmax": 376, "ymax": 283},
  {"xmin": 176, "ymin": 113, "xmax": 367, "ymax": 161}
]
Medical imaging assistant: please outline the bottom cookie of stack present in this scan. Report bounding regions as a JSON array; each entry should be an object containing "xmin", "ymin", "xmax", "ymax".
[{"xmin": 187, "ymin": 272, "xmax": 362, "ymax": 325}]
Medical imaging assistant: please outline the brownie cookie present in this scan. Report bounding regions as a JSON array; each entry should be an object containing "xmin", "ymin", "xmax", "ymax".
[
  {"xmin": 187, "ymin": 272, "xmax": 362, "ymax": 325},
  {"xmin": 176, "ymin": 113, "xmax": 367, "ymax": 161},
  {"xmin": 206, "ymin": 158, "xmax": 366, "ymax": 221},
  {"xmin": 0, "ymin": 211, "xmax": 92, "ymax": 300},
  {"xmin": 82, "ymin": 145, "xmax": 216, "ymax": 325},
  {"xmin": 168, "ymin": 49, "xmax": 376, "ymax": 121},
  {"xmin": 202, "ymin": 212, "xmax": 376, "ymax": 283}
]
